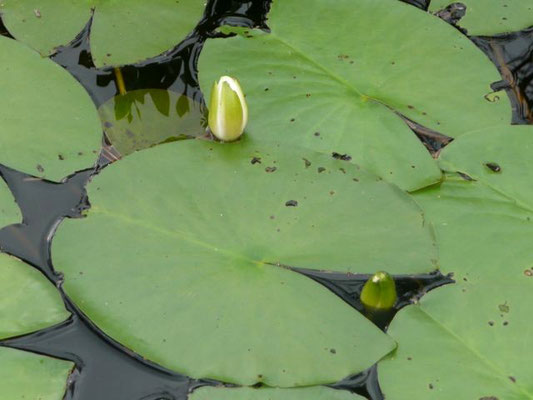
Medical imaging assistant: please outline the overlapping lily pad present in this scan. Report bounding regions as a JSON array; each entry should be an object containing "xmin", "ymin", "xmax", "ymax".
[
  {"xmin": 0, "ymin": 253, "xmax": 69, "ymax": 339},
  {"xmin": 199, "ymin": 0, "xmax": 512, "ymax": 191},
  {"xmin": 51, "ymin": 139, "xmax": 440, "ymax": 386},
  {"xmin": 0, "ymin": 347, "xmax": 73, "ymax": 400},
  {"xmin": 379, "ymin": 127, "xmax": 533, "ymax": 399},
  {"xmin": 430, "ymin": 0, "xmax": 533, "ymax": 35},
  {"xmin": 98, "ymin": 89, "xmax": 206, "ymax": 157},
  {"xmin": 190, "ymin": 386, "xmax": 365, "ymax": 400},
  {"xmin": 0, "ymin": 36, "xmax": 101, "ymax": 181},
  {"xmin": 0, "ymin": 0, "xmax": 207, "ymax": 67},
  {"xmin": 0, "ymin": 178, "xmax": 21, "ymax": 229}
]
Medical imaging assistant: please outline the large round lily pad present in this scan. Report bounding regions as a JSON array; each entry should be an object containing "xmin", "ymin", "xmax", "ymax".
[
  {"xmin": 52, "ymin": 139, "xmax": 439, "ymax": 386},
  {"xmin": 430, "ymin": 0, "xmax": 533, "ymax": 35},
  {"xmin": 190, "ymin": 386, "xmax": 365, "ymax": 400},
  {"xmin": 0, "ymin": 36, "xmax": 101, "ymax": 181},
  {"xmin": 0, "ymin": 0, "xmax": 207, "ymax": 67},
  {"xmin": 199, "ymin": 0, "xmax": 511, "ymax": 191},
  {"xmin": 0, "ymin": 347, "xmax": 73, "ymax": 400},
  {"xmin": 379, "ymin": 127, "xmax": 533, "ymax": 398},
  {"xmin": 0, "ymin": 253, "xmax": 69, "ymax": 339}
]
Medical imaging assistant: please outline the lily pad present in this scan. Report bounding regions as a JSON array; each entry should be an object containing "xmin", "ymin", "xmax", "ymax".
[
  {"xmin": 430, "ymin": 0, "xmax": 533, "ymax": 35},
  {"xmin": 379, "ymin": 127, "xmax": 533, "ymax": 398},
  {"xmin": 98, "ymin": 89, "xmax": 206, "ymax": 157},
  {"xmin": 0, "ymin": 253, "xmax": 69, "ymax": 339},
  {"xmin": 0, "ymin": 347, "xmax": 73, "ymax": 400},
  {"xmin": 52, "ymin": 139, "xmax": 439, "ymax": 386},
  {"xmin": 0, "ymin": 36, "xmax": 101, "ymax": 182},
  {"xmin": 0, "ymin": 0, "xmax": 207, "ymax": 67},
  {"xmin": 198, "ymin": 0, "xmax": 511, "ymax": 191},
  {"xmin": 0, "ymin": 177, "xmax": 21, "ymax": 229},
  {"xmin": 190, "ymin": 386, "xmax": 365, "ymax": 400}
]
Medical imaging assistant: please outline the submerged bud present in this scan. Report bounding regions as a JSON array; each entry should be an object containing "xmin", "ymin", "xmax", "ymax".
[
  {"xmin": 208, "ymin": 76, "xmax": 248, "ymax": 142},
  {"xmin": 360, "ymin": 271, "xmax": 397, "ymax": 310}
]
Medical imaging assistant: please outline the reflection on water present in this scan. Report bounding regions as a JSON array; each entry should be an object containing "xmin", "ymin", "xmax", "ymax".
[{"xmin": 99, "ymin": 89, "xmax": 207, "ymax": 157}]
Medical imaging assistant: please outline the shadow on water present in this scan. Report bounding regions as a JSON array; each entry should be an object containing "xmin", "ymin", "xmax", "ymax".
[{"xmin": 0, "ymin": 0, "xmax": 530, "ymax": 399}]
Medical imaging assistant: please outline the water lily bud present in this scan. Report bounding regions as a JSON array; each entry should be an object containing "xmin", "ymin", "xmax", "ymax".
[
  {"xmin": 208, "ymin": 76, "xmax": 248, "ymax": 142},
  {"xmin": 360, "ymin": 271, "xmax": 397, "ymax": 310}
]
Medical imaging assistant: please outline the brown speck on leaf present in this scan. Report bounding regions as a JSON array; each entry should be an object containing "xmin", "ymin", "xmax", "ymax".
[
  {"xmin": 488, "ymin": 321, "xmax": 494, "ymax": 326},
  {"xmin": 524, "ymin": 269, "xmax": 533, "ymax": 276},
  {"xmin": 36, "ymin": 164, "xmax": 44, "ymax": 173},
  {"xmin": 251, "ymin": 157, "xmax": 261, "ymax": 165},
  {"xmin": 498, "ymin": 303, "xmax": 509, "ymax": 313},
  {"xmin": 33, "ymin": 9, "xmax": 41, "ymax": 18},
  {"xmin": 407, "ymin": 105, "xmax": 414, "ymax": 109},
  {"xmin": 428, "ymin": 384, "xmax": 434, "ymax": 390},
  {"xmin": 485, "ymin": 162, "xmax": 501, "ymax": 172},
  {"xmin": 314, "ymin": 132, "xmax": 320, "ymax": 137},
  {"xmin": 285, "ymin": 200, "xmax": 298, "ymax": 207},
  {"xmin": 265, "ymin": 166, "xmax": 277, "ymax": 173},
  {"xmin": 353, "ymin": 178, "xmax": 359, "ymax": 182},
  {"xmin": 339, "ymin": 168, "xmax": 346, "ymax": 174},
  {"xmin": 264, "ymin": 88, "xmax": 269, "ymax": 91},
  {"xmin": 479, "ymin": 397, "xmax": 499, "ymax": 400},
  {"xmin": 332, "ymin": 152, "xmax": 352, "ymax": 161},
  {"xmin": 407, "ymin": 357, "xmax": 412, "ymax": 361},
  {"xmin": 503, "ymin": 321, "xmax": 509, "ymax": 326},
  {"xmin": 329, "ymin": 191, "xmax": 335, "ymax": 195},
  {"xmin": 58, "ymin": 154, "xmax": 64, "ymax": 160},
  {"xmin": 270, "ymin": 215, "xmax": 275, "ymax": 220},
  {"xmin": 509, "ymin": 376, "xmax": 516, "ymax": 383},
  {"xmin": 457, "ymin": 171, "xmax": 475, "ymax": 181},
  {"xmin": 330, "ymin": 349, "xmax": 336, "ymax": 354},
  {"xmin": 303, "ymin": 158, "xmax": 311, "ymax": 168},
  {"xmin": 317, "ymin": 167, "xmax": 326, "ymax": 173}
]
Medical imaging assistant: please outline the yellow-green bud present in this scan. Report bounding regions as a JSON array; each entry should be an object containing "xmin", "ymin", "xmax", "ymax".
[
  {"xmin": 208, "ymin": 76, "xmax": 248, "ymax": 142},
  {"xmin": 360, "ymin": 271, "xmax": 397, "ymax": 310}
]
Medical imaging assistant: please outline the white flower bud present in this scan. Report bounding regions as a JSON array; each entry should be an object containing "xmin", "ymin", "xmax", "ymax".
[{"xmin": 208, "ymin": 76, "xmax": 248, "ymax": 142}]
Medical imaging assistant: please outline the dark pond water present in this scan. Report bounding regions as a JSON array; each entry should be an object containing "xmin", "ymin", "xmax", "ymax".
[{"xmin": 0, "ymin": 1, "xmax": 531, "ymax": 399}]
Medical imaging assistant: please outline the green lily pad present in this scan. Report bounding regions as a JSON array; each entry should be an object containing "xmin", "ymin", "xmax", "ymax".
[
  {"xmin": 0, "ymin": 253, "xmax": 69, "ymax": 339},
  {"xmin": 98, "ymin": 89, "xmax": 206, "ymax": 157},
  {"xmin": 379, "ymin": 127, "xmax": 533, "ymax": 398},
  {"xmin": 0, "ymin": 36, "xmax": 101, "ymax": 181},
  {"xmin": 0, "ymin": 347, "xmax": 73, "ymax": 400},
  {"xmin": 0, "ymin": 178, "xmax": 21, "ymax": 228},
  {"xmin": 190, "ymin": 386, "xmax": 365, "ymax": 400},
  {"xmin": 430, "ymin": 0, "xmax": 533, "ymax": 35},
  {"xmin": 52, "ymin": 139, "xmax": 439, "ymax": 386},
  {"xmin": 0, "ymin": 0, "xmax": 207, "ymax": 67},
  {"xmin": 198, "ymin": 0, "xmax": 511, "ymax": 191}
]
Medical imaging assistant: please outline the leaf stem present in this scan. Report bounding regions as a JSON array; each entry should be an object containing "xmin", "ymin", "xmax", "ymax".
[{"xmin": 114, "ymin": 67, "xmax": 127, "ymax": 95}]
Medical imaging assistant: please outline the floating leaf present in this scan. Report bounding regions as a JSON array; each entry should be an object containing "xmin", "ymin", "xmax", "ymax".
[
  {"xmin": 0, "ymin": 253, "xmax": 69, "ymax": 339},
  {"xmin": 430, "ymin": 0, "xmax": 533, "ymax": 35},
  {"xmin": 0, "ymin": 178, "xmax": 21, "ymax": 229},
  {"xmin": 379, "ymin": 127, "xmax": 533, "ymax": 398},
  {"xmin": 0, "ymin": 347, "xmax": 73, "ymax": 400},
  {"xmin": 52, "ymin": 139, "xmax": 440, "ymax": 386},
  {"xmin": 0, "ymin": 0, "xmax": 207, "ymax": 67},
  {"xmin": 190, "ymin": 386, "xmax": 365, "ymax": 400},
  {"xmin": 98, "ymin": 89, "xmax": 206, "ymax": 157},
  {"xmin": 0, "ymin": 36, "xmax": 101, "ymax": 181},
  {"xmin": 199, "ymin": 0, "xmax": 511, "ymax": 191}
]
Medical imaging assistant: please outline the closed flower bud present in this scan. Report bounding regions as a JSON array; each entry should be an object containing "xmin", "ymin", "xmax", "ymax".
[
  {"xmin": 360, "ymin": 271, "xmax": 397, "ymax": 310},
  {"xmin": 208, "ymin": 76, "xmax": 248, "ymax": 142}
]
